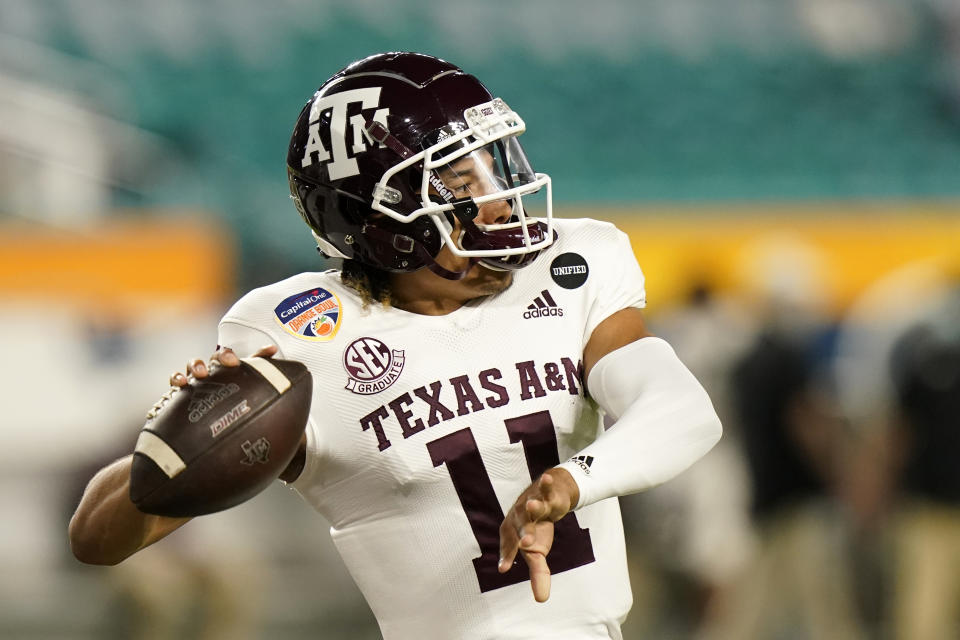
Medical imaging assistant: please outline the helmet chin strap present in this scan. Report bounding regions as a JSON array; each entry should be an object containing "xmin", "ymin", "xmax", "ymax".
[
  {"xmin": 414, "ymin": 242, "xmax": 478, "ymax": 280},
  {"xmin": 427, "ymin": 259, "xmax": 478, "ymax": 280}
]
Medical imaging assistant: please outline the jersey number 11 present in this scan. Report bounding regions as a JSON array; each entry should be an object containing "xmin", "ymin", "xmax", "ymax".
[{"xmin": 427, "ymin": 409, "xmax": 596, "ymax": 593}]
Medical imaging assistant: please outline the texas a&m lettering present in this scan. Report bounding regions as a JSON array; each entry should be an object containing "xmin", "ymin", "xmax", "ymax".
[{"xmin": 359, "ymin": 357, "xmax": 583, "ymax": 451}]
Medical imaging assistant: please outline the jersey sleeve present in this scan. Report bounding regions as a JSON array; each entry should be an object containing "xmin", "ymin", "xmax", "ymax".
[
  {"xmin": 582, "ymin": 222, "xmax": 647, "ymax": 341},
  {"xmin": 217, "ymin": 289, "xmax": 288, "ymax": 358},
  {"xmin": 217, "ymin": 320, "xmax": 284, "ymax": 358}
]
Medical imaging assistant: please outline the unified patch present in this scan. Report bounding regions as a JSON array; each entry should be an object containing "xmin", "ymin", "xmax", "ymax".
[
  {"xmin": 274, "ymin": 287, "xmax": 342, "ymax": 341},
  {"xmin": 550, "ymin": 252, "xmax": 589, "ymax": 289},
  {"xmin": 343, "ymin": 337, "xmax": 405, "ymax": 395}
]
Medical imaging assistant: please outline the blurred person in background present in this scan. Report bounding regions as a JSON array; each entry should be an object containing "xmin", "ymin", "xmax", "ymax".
[
  {"xmin": 68, "ymin": 52, "xmax": 722, "ymax": 640},
  {"xmin": 887, "ymin": 277, "xmax": 960, "ymax": 640},
  {"xmin": 836, "ymin": 259, "xmax": 960, "ymax": 640},
  {"xmin": 620, "ymin": 280, "xmax": 757, "ymax": 639},
  {"xmin": 702, "ymin": 240, "xmax": 866, "ymax": 640}
]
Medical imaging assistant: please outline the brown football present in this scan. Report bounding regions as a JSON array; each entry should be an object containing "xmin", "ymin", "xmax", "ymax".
[{"xmin": 129, "ymin": 357, "xmax": 312, "ymax": 517}]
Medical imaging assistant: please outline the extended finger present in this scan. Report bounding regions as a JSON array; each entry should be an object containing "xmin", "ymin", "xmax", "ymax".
[
  {"xmin": 498, "ymin": 520, "xmax": 521, "ymax": 573},
  {"xmin": 518, "ymin": 523, "xmax": 554, "ymax": 556},
  {"xmin": 519, "ymin": 523, "xmax": 536, "ymax": 550},
  {"xmin": 522, "ymin": 550, "xmax": 552, "ymax": 603}
]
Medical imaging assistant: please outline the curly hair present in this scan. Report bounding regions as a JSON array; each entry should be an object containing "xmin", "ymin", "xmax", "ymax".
[{"xmin": 340, "ymin": 259, "xmax": 392, "ymax": 307}]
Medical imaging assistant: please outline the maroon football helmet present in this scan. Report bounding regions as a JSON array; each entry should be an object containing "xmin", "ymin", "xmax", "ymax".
[{"xmin": 287, "ymin": 52, "xmax": 554, "ymax": 279}]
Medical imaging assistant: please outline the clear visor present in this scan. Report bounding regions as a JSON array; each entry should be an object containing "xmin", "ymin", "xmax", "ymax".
[
  {"xmin": 429, "ymin": 137, "xmax": 539, "ymax": 210},
  {"xmin": 370, "ymin": 99, "xmax": 554, "ymax": 259},
  {"xmin": 427, "ymin": 138, "xmax": 550, "ymax": 257}
]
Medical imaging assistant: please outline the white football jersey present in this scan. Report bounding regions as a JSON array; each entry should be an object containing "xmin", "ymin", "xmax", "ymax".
[{"xmin": 218, "ymin": 218, "xmax": 646, "ymax": 640}]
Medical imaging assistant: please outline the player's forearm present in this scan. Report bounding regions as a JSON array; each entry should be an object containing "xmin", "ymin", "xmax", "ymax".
[
  {"xmin": 557, "ymin": 337, "xmax": 722, "ymax": 508},
  {"xmin": 68, "ymin": 455, "xmax": 189, "ymax": 565}
]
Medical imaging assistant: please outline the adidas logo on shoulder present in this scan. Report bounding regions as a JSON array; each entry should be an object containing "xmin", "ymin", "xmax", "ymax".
[
  {"xmin": 570, "ymin": 455, "xmax": 594, "ymax": 474},
  {"xmin": 523, "ymin": 290, "xmax": 564, "ymax": 319}
]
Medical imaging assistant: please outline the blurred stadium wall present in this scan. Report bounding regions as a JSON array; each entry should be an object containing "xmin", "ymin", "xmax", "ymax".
[
  {"xmin": 2, "ymin": 0, "xmax": 959, "ymax": 288},
  {"xmin": 1, "ymin": 1, "xmax": 959, "ymax": 638}
]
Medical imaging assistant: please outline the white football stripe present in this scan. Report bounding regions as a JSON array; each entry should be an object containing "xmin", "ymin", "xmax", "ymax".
[
  {"xmin": 242, "ymin": 357, "xmax": 291, "ymax": 394},
  {"xmin": 135, "ymin": 431, "xmax": 187, "ymax": 478}
]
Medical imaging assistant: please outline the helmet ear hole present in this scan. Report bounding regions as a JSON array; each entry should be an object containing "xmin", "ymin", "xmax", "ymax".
[{"xmin": 392, "ymin": 235, "xmax": 415, "ymax": 253}]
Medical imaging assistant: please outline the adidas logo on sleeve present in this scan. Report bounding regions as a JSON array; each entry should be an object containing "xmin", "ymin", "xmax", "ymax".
[
  {"xmin": 523, "ymin": 290, "xmax": 564, "ymax": 319},
  {"xmin": 570, "ymin": 455, "xmax": 593, "ymax": 474}
]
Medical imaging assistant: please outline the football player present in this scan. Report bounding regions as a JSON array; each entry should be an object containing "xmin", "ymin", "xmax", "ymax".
[{"xmin": 70, "ymin": 52, "xmax": 722, "ymax": 640}]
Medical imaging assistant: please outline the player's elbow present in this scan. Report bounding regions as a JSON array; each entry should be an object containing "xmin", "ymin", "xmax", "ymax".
[
  {"xmin": 69, "ymin": 538, "xmax": 127, "ymax": 566},
  {"xmin": 68, "ymin": 516, "xmax": 103, "ymax": 565},
  {"xmin": 686, "ymin": 389, "xmax": 722, "ymax": 461},
  {"xmin": 698, "ymin": 389, "xmax": 722, "ymax": 441},
  {"xmin": 68, "ymin": 514, "xmax": 128, "ymax": 566},
  {"xmin": 702, "ymin": 408, "xmax": 723, "ymax": 453}
]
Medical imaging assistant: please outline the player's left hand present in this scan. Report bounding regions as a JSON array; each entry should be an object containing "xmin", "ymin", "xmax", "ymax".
[{"xmin": 498, "ymin": 468, "xmax": 580, "ymax": 603}]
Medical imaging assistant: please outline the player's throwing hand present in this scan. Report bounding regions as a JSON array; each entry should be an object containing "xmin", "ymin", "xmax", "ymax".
[{"xmin": 498, "ymin": 468, "xmax": 580, "ymax": 603}]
